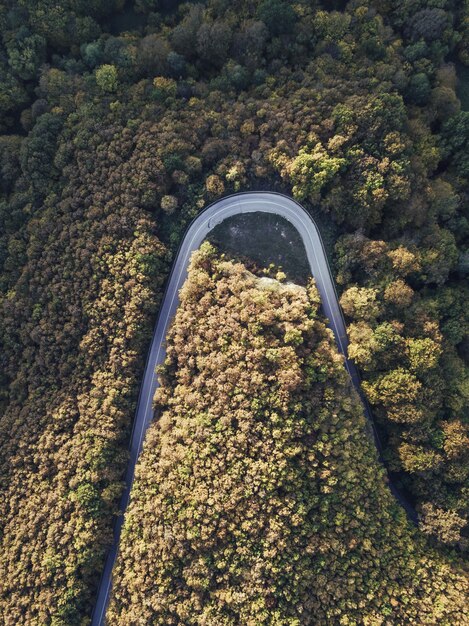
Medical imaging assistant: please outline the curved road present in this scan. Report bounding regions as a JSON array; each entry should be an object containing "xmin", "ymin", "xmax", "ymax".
[{"xmin": 91, "ymin": 192, "xmax": 416, "ymax": 625}]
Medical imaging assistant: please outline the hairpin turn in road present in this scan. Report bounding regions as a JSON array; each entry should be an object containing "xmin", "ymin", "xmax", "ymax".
[{"xmin": 91, "ymin": 192, "xmax": 416, "ymax": 625}]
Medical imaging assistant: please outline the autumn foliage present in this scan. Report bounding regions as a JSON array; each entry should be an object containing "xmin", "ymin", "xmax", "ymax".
[
  {"xmin": 0, "ymin": 0, "xmax": 468, "ymax": 620},
  {"xmin": 108, "ymin": 246, "xmax": 468, "ymax": 626}
]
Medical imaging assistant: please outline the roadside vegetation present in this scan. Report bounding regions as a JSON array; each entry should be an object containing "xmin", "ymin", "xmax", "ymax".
[
  {"xmin": 108, "ymin": 245, "xmax": 468, "ymax": 626},
  {"xmin": 0, "ymin": 0, "xmax": 468, "ymax": 622}
]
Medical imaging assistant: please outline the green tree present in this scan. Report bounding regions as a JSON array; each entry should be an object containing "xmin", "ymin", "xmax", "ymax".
[
  {"xmin": 407, "ymin": 72, "xmax": 431, "ymax": 106},
  {"xmin": 285, "ymin": 143, "xmax": 346, "ymax": 201},
  {"xmin": 363, "ymin": 368, "xmax": 423, "ymax": 423},
  {"xmin": 340, "ymin": 286, "xmax": 382, "ymax": 321},
  {"xmin": 442, "ymin": 111, "xmax": 469, "ymax": 177},
  {"xmin": 95, "ymin": 64, "xmax": 118, "ymax": 92},
  {"xmin": 407, "ymin": 337, "xmax": 442, "ymax": 373},
  {"xmin": 257, "ymin": 0, "xmax": 297, "ymax": 36},
  {"xmin": 196, "ymin": 21, "xmax": 232, "ymax": 68},
  {"xmin": 7, "ymin": 28, "xmax": 46, "ymax": 81},
  {"xmin": 137, "ymin": 35, "xmax": 170, "ymax": 76}
]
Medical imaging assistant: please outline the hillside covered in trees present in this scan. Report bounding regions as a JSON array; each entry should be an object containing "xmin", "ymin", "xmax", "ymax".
[
  {"xmin": 108, "ymin": 245, "xmax": 468, "ymax": 625},
  {"xmin": 0, "ymin": 0, "xmax": 468, "ymax": 623}
]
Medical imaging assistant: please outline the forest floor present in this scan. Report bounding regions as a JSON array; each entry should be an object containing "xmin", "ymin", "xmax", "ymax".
[
  {"xmin": 207, "ymin": 206, "xmax": 338, "ymax": 285},
  {"xmin": 207, "ymin": 212, "xmax": 311, "ymax": 284}
]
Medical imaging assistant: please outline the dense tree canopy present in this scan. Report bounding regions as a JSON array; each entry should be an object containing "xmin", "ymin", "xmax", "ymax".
[
  {"xmin": 108, "ymin": 246, "xmax": 468, "ymax": 625},
  {"xmin": 0, "ymin": 0, "xmax": 468, "ymax": 622}
]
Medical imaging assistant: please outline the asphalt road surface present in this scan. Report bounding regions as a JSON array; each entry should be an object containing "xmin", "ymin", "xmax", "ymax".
[{"xmin": 91, "ymin": 192, "xmax": 416, "ymax": 625}]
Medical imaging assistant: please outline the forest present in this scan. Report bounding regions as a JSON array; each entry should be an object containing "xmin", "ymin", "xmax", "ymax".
[
  {"xmin": 0, "ymin": 0, "xmax": 468, "ymax": 623},
  {"xmin": 108, "ymin": 245, "xmax": 468, "ymax": 625}
]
